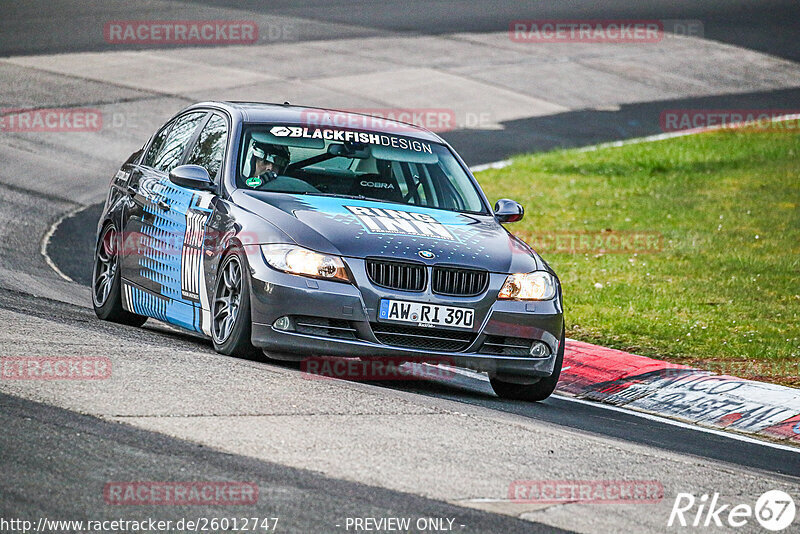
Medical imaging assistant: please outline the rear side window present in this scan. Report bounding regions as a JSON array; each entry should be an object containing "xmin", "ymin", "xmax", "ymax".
[
  {"xmin": 185, "ymin": 114, "xmax": 228, "ymax": 181},
  {"xmin": 147, "ymin": 112, "xmax": 206, "ymax": 173},
  {"xmin": 142, "ymin": 124, "xmax": 172, "ymax": 167}
]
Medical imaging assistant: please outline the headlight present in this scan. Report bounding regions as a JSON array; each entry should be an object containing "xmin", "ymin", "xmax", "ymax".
[
  {"xmin": 498, "ymin": 271, "xmax": 557, "ymax": 300},
  {"xmin": 260, "ymin": 244, "xmax": 351, "ymax": 283}
]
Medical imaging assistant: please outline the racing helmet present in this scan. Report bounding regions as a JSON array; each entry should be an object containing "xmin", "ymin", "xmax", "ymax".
[{"xmin": 250, "ymin": 142, "xmax": 290, "ymax": 180}]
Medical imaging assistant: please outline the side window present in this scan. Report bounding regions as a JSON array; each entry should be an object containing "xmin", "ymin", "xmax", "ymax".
[
  {"xmin": 185, "ymin": 114, "xmax": 228, "ymax": 181},
  {"xmin": 142, "ymin": 123, "xmax": 172, "ymax": 167},
  {"xmin": 150, "ymin": 112, "xmax": 206, "ymax": 173}
]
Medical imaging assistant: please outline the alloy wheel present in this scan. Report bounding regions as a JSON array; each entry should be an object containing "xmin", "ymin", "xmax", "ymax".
[
  {"xmin": 212, "ymin": 256, "xmax": 243, "ymax": 344},
  {"xmin": 93, "ymin": 226, "xmax": 117, "ymax": 307}
]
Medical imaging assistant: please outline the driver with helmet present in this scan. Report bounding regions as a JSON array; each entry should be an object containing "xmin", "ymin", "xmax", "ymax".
[
  {"xmin": 242, "ymin": 139, "xmax": 319, "ymax": 193},
  {"xmin": 246, "ymin": 142, "xmax": 290, "ymax": 186}
]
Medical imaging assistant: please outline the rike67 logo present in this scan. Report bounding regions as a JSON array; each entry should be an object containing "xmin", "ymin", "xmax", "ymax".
[{"xmin": 669, "ymin": 490, "xmax": 795, "ymax": 531}]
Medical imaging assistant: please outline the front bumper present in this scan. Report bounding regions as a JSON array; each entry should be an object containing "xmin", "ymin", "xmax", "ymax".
[{"xmin": 248, "ymin": 255, "xmax": 564, "ymax": 379}]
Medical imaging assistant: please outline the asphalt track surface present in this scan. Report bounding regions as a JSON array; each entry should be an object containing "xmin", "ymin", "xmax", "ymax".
[
  {"xmin": 2, "ymin": 0, "xmax": 799, "ymax": 62},
  {"xmin": 2, "ymin": 1, "xmax": 800, "ymax": 533},
  {"xmin": 0, "ymin": 392, "xmax": 562, "ymax": 534}
]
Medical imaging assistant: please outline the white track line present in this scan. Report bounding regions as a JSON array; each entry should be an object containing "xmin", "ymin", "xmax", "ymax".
[
  {"xmin": 559, "ymin": 395, "xmax": 800, "ymax": 454},
  {"xmin": 469, "ymin": 159, "xmax": 513, "ymax": 173},
  {"xmin": 470, "ymin": 114, "xmax": 800, "ymax": 172},
  {"xmin": 434, "ymin": 364, "xmax": 800, "ymax": 453},
  {"xmin": 40, "ymin": 205, "xmax": 86, "ymax": 283}
]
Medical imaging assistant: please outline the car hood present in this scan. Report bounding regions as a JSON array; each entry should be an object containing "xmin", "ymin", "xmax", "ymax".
[{"xmin": 234, "ymin": 191, "xmax": 543, "ymax": 273}]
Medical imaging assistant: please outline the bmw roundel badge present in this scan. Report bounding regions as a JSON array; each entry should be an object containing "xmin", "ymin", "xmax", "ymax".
[{"xmin": 418, "ymin": 250, "xmax": 435, "ymax": 259}]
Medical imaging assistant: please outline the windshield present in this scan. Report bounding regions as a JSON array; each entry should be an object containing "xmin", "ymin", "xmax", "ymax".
[{"xmin": 237, "ymin": 124, "xmax": 487, "ymax": 213}]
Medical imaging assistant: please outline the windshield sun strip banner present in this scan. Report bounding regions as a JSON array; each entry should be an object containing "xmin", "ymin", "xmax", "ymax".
[{"xmin": 269, "ymin": 126, "xmax": 433, "ymax": 154}]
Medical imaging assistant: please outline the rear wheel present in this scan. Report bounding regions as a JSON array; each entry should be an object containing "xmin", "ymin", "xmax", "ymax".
[
  {"xmin": 490, "ymin": 333, "xmax": 565, "ymax": 402},
  {"xmin": 92, "ymin": 223, "xmax": 147, "ymax": 326},
  {"xmin": 212, "ymin": 248, "xmax": 255, "ymax": 357}
]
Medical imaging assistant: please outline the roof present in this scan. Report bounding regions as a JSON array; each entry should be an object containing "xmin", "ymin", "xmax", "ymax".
[{"xmin": 189, "ymin": 101, "xmax": 446, "ymax": 144}]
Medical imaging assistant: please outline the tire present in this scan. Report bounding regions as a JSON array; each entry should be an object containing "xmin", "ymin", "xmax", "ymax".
[
  {"xmin": 490, "ymin": 332, "xmax": 565, "ymax": 402},
  {"xmin": 211, "ymin": 247, "xmax": 255, "ymax": 357},
  {"xmin": 92, "ymin": 223, "xmax": 148, "ymax": 327}
]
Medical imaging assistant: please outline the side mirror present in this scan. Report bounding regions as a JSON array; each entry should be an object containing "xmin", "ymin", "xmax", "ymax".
[
  {"xmin": 494, "ymin": 198, "xmax": 524, "ymax": 223},
  {"xmin": 169, "ymin": 165, "xmax": 215, "ymax": 192}
]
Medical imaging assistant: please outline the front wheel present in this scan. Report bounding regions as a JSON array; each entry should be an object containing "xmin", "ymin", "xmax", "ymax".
[
  {"xmin": 490, "ymin": 333, "xmax": 565, "ymax": 402},
  {"xmin": 211, "ymin": 248, "xmax": 255, "ymax": 357},
  {"xmin": 92, "ymin": 223, "xmax": 147, "ymax": 327}
]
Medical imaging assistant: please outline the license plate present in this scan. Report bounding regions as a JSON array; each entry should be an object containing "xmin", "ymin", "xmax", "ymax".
[{"xmin": 379, "ymin": 299, "xmax": 474, "ymax": 329}]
